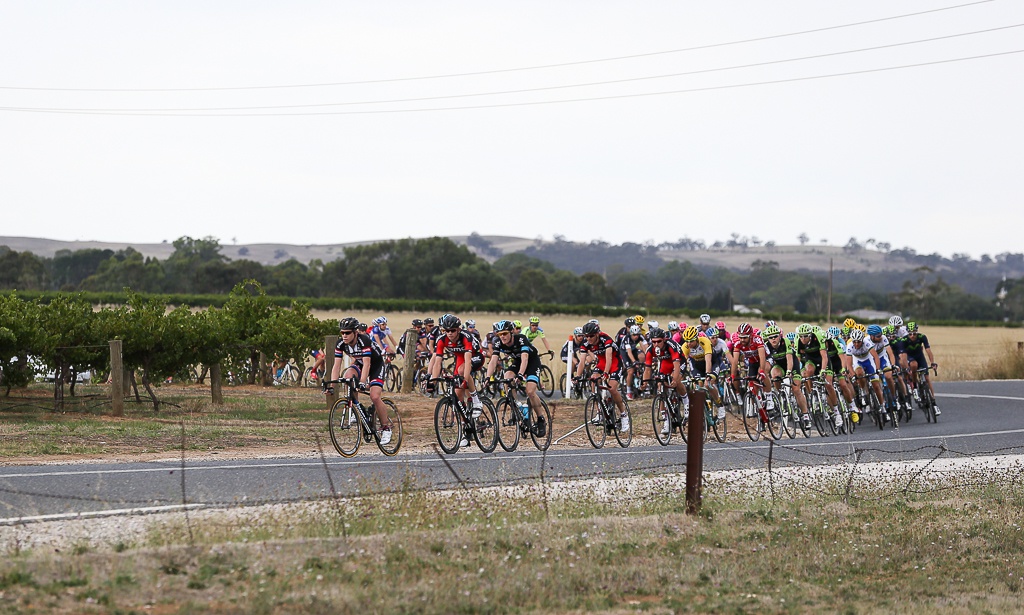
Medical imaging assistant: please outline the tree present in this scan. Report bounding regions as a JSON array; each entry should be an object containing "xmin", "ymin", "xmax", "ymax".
[
  {"xmin": 798, "ymin": 233, "xmax": 809, "ymax": 246},
  {"xmin": 511, "ymin": 269, "xmax": 556, "ymax": 303},
  {"xmin": 0, "ymin": 293, "xmax": 43, "ymax": 394}
]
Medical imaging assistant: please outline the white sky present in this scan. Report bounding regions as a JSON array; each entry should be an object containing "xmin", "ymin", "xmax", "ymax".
[{"xmin": 2, "ymin": 1, "xmax": 1022, "ymax": 258}]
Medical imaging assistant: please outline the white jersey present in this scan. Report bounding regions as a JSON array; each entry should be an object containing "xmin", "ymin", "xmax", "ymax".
[
  {"xmin": 845, "ymin": 340, "xmax": 874, "ymax": 361},
  {"xmin": 868, "ymin": 334, "xmax": 890, "ymax": 355}
]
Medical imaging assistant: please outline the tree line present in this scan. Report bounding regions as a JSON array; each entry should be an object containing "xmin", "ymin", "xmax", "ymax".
[{"xmin": 0, "ymin": 235, "xmax": 1013, "ymax": 321}]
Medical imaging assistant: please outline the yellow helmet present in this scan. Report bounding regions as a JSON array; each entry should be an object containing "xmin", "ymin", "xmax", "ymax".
[
  {"xmin": 681, "ymin": 327, "xmax": 699, "ymax": 342},
  {"xmin": 855, "ymin": 324, "xmax": 867, "ymax": 333},
  {"xmin": 634, "ymin": 315, "xmax": 645, "ymax": 325},
  {"xmin": 843, "ymin": 318, "xmax": 857, "ymax": 329}
]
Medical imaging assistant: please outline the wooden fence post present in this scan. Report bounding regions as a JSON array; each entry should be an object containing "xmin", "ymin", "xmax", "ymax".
[
  {"xmin": 401, "ymin": 328, "xmax": 418, "ymax": 394},
  {"xmin": 685, "ymin": 388, "xmax": 707, "ymax": 515},
  {"xmin": 324, "ymin": 335, "xmax": 338, "ymax": 408},
  {"xmin": 109, "ymin": 340, "xmax": 123, "ymax": 417}
]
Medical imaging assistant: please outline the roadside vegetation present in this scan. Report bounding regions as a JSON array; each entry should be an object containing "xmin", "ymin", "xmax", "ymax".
[{"xmin": 0, "ymin": 468, "xmax": 1021, "ymax": 613}]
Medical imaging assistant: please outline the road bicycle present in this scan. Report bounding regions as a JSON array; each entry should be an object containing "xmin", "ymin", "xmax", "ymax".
[
  {"xmin": 803, "ymin": 375, "xmax": 838, "ymax": 437},
  {"xmin": 853, "ymin": 373, "xmax": 896, "ymax": 430},
  {"xmin": 648, "ymin": 375, "xmax": 687, "ymax": 446},
  {"xmin": 273, "ymin": 360, "xmax": 301, "ymax": 387},
  {"xmin": 737, "ymin": 375, "xmax": 773, "ymax": 442},
  {"xmin": 682, "ymin": 377, "xmax": 727, "ymax": 444},
  {"xmin": 383, "ymin": 353, "xmax": 402, "ymax": 392},
  {"xmin": 324, "ymin": 378, "xmax": 402, "ymax": 457},
  {"xmin": 432, "ymin": 375, "xmax": 499, "ymax": 454},
  {"xmin": 582, "ymin": 377, "xmax": 632, "ymax": 449},
  {"xmin": 537, "ymin": 351, "xmax": 556, "ymax": 398},
  {"xmin": 558, "ymin": 363, "xmax": 589, "ymax": 400},
  {"xmin": 303, "ymin": 364, "xmax": 325, "ymax": 388},
  {"xmin": 766, "ymin": 376, "xmax": 804, "ymax": 440},
  {"xmin": 913, "ymin": 365, "xmax": 939, "ymax": 423},
  {"xmin": 492, "ymin": 377, "xmax": 552, "ymax": 452}
]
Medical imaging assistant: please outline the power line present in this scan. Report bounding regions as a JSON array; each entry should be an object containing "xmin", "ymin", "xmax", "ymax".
[
  {"xmin": 0, "ymin": 0, "xmax": 1000, "ymax": 92},
  {"xmin": 2, "ymin": 48, "xmax": 1020, "ymax": 117},
  {"xmin": 3, "ymin": 23, "xmax": 1018, "ymax": 114}
]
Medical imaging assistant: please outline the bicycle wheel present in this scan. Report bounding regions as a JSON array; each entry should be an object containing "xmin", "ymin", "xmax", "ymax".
[
  {"xmin": 711, "ymin": 399, "xmax": 727, "ymax": 443},
  {"xmin": 469, "ymin": 397, "xmax": 498, "ymax": 453},
  {"xmin": 372, "ymin": 398, "xmax": 403, "ymax": 456},
  {"xmin": 328, "ymin": 399, "xmax": 361, "ymax": 458},
  {"xmin": 869, "ymin": 387, "xmax": 884, "ymax": 430},
  {"xmin": 528, "ymin": 396, "xmax": 553, "ymax": 451},
  {"xmin": 433, "ymin": 397, "xmax": 463, "ymax": 454},
  {"xmin": 652, "ymin": 394, "xmax": 673, "ymax": 446},
  {"xmin": 776, "ymin": 392, "xmax": 795, "ymax": 439},
  {"xmin": 614, "ymin": 401, "xmax": 632, "ymax": 448},
  {"xmin": 766, "ymin": 392, "xmax": 785, "ymax": 441},
  {"xmin": 385, "ymin": 365, "xmax": 400, "ymax": 392},
  {"xmin": 416, "ymin": 368, "xmax": 432, "ymax": 396},
  {"xmin": 584, "ymin": 396, "xmax": 607, "ymax": 449},
  {"xmin": 742, "ymin": 395, "xmax": 761, "ymax": 442},
  {"xmin": 538, "ymin": 365, "xmax": 555, "ymax": 398},
  {"xmin": 923, "ymin": 384, "xmax": 937, "ymax": 423},
  {"xmin": 303, "ymin": 367, "xmax": 317, "ymax": 388},
  {"xmin": 495, "ymin": 398, "xmax": 521, "ymax": 452}
]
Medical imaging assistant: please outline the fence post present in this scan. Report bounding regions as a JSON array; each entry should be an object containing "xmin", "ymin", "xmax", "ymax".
[
  {"xmin": 401, "ymin": 328, "xmax": 418, "ymax": 393},
  {"xmin": 110, "ymin": 340, "xmax": 124, "ymax": 417},
  {"xmin": 324, "ymin": 335, "xmax": 338, "ymax": 408},
  {"xmin": 686, "ymin": 388, "xmax": 707, "ymax": 515},
  {"xmin": 210, "ymin": 363, "xmax": 223, "ymax": 405}
]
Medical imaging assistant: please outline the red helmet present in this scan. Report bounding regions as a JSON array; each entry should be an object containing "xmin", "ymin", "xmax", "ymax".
[{"xmin": 737, "ymin": 322, "xmax": 753, "ymax": 337}]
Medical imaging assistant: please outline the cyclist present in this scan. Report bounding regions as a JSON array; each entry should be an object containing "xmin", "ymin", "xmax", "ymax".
[
  {"xmin": 523, "ymin": 316, "xmax": 552, "ymax": 353},
  {"xmin": 897, "ymin": 321, "xmax": 939, "ymax": 415},
  {"xmin": 680, "ymin": 325, "xmax": 724, "ymax": 420},
  {"xmin": 824, "ymin": 326, "xmax": 857, "ymax": 421},
  {"xmin": 715, "ymin": 321, "xmax": 732, "ymax": 352},
  {"xmin": 795, "ymin": 323, "xmax": 844, "ymax": 428},
  {"xmin": 486, "ymin": 320, "xmax": 547, "ymax": 437},
  {"xmin": 619, "ymin": 324, "xmax": 647, "ymax": 400},
  {"xmin": 867, "ymin": 324, "xmax": 908, "ymax": 416},
  {"xmin": 666, "ymin": 321, "xmax": 681, "ymax": 344},
  {"xmin": 561, "ymin": 326, "xmax": 586, "ymax": 379},
  {"xmin": 308, "ymin": 347, "xmax": 326, "ymax": 383},
  {"xmin": 429, "ymin": 314, "xmax": 484, "ymax": 431},
  {"xmin": 729, "ymin": 322, "xmax": 769, "ymax": 399},
  {"xmin": 614, "ymin": 316, "xmax": 637, "ymax": 348},
  {"xmin": 643, "ymin": 327, "xmax": 688, "ymax": 435},
  {"xmin": 512, "ymin": 320, "xmax": 524, "ymax": 335},
  {"xmin": 845, "ymin": 329, "xmax": 888, "ymax": 421},
  {"xmin": 369, "ymin": 316, "xmax": 399, "ymax": 355},
  {"xmin": 762, "ymin": 324, "xmax": 810, "ymax": 428},
  {"xmin": 327, "ymin": 317, "xmax": 394, "ymax": 445},
  {"xmin": 696, "ymin": 313, "xmax": 713, "ymax": 336},
  {"xmin": 576, "ymin": 321, "xmax": 629, "ymax": 432}
]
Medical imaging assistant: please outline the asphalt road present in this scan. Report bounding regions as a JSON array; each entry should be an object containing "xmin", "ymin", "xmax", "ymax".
[{"xmin": 2, "ymin": 380, "xmax": 1022, "ymax": 523}]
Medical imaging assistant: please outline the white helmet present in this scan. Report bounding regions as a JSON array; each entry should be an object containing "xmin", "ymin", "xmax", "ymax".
[{"xmin": 667, "ymin": 321, "xmax": 679, "ymax": 331}]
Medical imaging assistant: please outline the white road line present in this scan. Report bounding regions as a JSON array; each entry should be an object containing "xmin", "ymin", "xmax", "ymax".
[
  {"xmin": 0, "ymin": 504, "xmax": 204, "ymax": 526},
  {"xmin": 936, "ymin": 393, "xmax": 1024, "ymax": 402}
]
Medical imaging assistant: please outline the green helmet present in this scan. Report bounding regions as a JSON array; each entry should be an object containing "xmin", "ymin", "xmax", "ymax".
[
  {"xmin": 796, "ymin": 323, "xmax": 814, "ymax": 336},
  {"xmin": 906, "ymin": 321, "xmax": 919, "ymax": 333},
  {"xmin": 763, "ymin": 325, "xmax": 781, "ymax": 337}
]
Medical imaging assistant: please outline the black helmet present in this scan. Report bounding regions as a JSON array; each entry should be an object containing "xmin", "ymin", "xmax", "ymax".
[
  {"xmin": 411, "ymin": 318, "xmax": 423, "ymax": 327},
  {"xmin": 356, "ymin": 322, "xmax": 368, "ymax": 332},
  {"xmin": 648, "ymin": 327, "xmax": 666, "ymax": 340},
  {"xmin": 582, "ymin": 322, "xmax": 600, "ymax": 336},
  {"xmin": 424, "ymin": 317, "xmax": 434, "ymax": 325},
  {"xmin": 624, "ymin": 317, "xmax": 636, "ymax": 327},
  {"xmin": 496, "ymin": 320, "xmax": 515, "ymax": 333},
  {"xmin": 338, "ymin": 317, "xmax": 359, "ymax": 332},
  {"xmin": 439, "ymin": 314, "xmax": 461, "ymax": 330}
]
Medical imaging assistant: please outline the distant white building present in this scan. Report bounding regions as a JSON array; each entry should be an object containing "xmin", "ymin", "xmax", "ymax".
[
  {"xmin": 842, "ymin": 309, "xmax": 897, "ymax": 321},
  {"xmin": 733, "ymin": 304, "xmax": 763, "ymax": 315}
]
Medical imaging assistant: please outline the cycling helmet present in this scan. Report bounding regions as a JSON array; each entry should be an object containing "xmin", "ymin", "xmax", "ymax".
[
  {"xmin": 465, "ymin": 319, "xmax": 476, "ymax": 328},
  {"xmin": 512, "ymin": 320, "xmax": 522, "ymax": 329},
  {"xmin": 681, "ymin": 327, "xmax": 699, "ymax": 342},
  {"xmin": 763, "ymin": 325, "xmax": 781, "ymax": 338},
  {"xmin": 730, "ymin": 332, "xmax": 740, "ymax": 343},
  {"xmin": 715, "ymin": 320, "xmax": 726, "ymax": 331},
  {"xmin": 649, "ymin": 327, "xmax": 666, "ymax": 340},
  {"xmin": 843, "ymin": 318, "xmax": 857, "ymax": 329},
  {"xmin": 633, "ymin": 315, "xmax": 645, "ymax": 325},
  {"xmin": 889, "ymin": 315, "xmax": 904, "ymax": 328},
  {"xmin": 907, "ymin": 321, "xmax": 919, "ymax": 333},
  {"xmin": 424, "ymin": 317, "xmax": 435, "ymax": 325},
  {"xmin": 411, "ymin": 318, "xmax": 423, "ymax": 327},
  {"xmin": 705, "ymin": 326, "xmax": 719, "ymax": 338},
  {"xmin": 624, "ymin": 317, "xmax": 636, "ymax": 327},
  {"xmin": 372, "ymin": 316, "xmax": 387, "ymax": 326},
  {"xmin": 356, "ymin": 322, "xmax": 368, "ymax": 332},
  {"xmin": 528, "ymin": 316, "xmax": 540, "ymax": 324},
  {"xmin": 736, "ymin": 322, "xmax": 753, "ymax": 337},
  {"xmin": 573, "ymin": 326, "xmax": 584, "ymax": 336},
  {"xmin": 813, "ymin": 325, "xmax": 825, "ymax": 337},
  {"xmin": 338, "ymin": 317, "xmax": 359, "ymax": 332},
  {"xmin": 582, "ymin": 322, "xmax": 600, "ymax": 336},
  {"xmin": 440, "ymin": 314, "xmax": 461, "ymax": 330},
  {"xmin": 764, "ymin": 320, "xmax": 777, "ymax": 329},
  {"xmin": 667, "ymin": 321, "xmax": 679, "ymax": 331},
  {"xmin": 648, "ymin": 320, "xmax": 659, "ymax": 329},
  {"xmin": 796, "ymin": 323, "xmax": 813, "ymax": 336},
  {"xmin": 849, "ymin": 329, "xmax": 865, "ymax": 342},
  {"xmin": 827, "ymin": 326, "xmax": 841, "ymax": 339},
  {"xmin": 496, "ymin": 320, "xmax": 515, "ymax": 333},
  {"xmin": 699, "ymin": 313, "xmax": 711, "ymax": 325},
  {"xmin": 679, "ymin": 322, "xmax": 688, "ymax": 331},
  {"xmin": 855, "ymin": 324, "xmax": 867, "ymax": 333},
  {"xmin": 587, "ymin": 318, "xmax": 600, "ymax": 325},
  {"xmin": 882, "ymin": 325, "xmax": 895, "ymax": 337},
  {"xmin": 785, "ymin": 332, "xmax": 796, "ymax": 344},
  {"xmin": 753, "ymin": 328, "xmax": 760, "ymax": 336},
  {"xmin": 867, "ymin": 324, "xmax": 883, "ymax": 336},
  {"xmin": 629, "ymin": 324, "xmax": 642, "ymax": 336},
  {"xmin": 841, "ymin": 326, "xmax": 851, "ymax": 338}
]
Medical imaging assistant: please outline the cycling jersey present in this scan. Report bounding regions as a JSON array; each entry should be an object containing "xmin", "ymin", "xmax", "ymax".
[
  {"xmin": 845, "ymin": 339, "xmax": 878, "ymax": 374},
  {"xmin": 898, "ymin": 333, "xmax": 931, "ymax": 367},
  {"xmin": 619, "ymin": 334, "xmax": 645, "ymax": 366},
  {"xmin": 733, "ymin": 336, "xmax": 765, "ymax": 365},
  {"xmin": 645, "ymin": 340, "xmax": 683, "ymax": 376},
  {"xmin": 335, "ymin": 332, "xmax": 386, "ymax": 387},
  {"xmin": 762, "ymin": 336, "xmax": 797, "ymax": 370},
  {"xmin": 580, "ymin": 332, "xmax": 621, "ymax": 376},
  {"xmin": 492, "ymin": 333, "xmax": 542, "ymax": 383},
  {"xmin": 369, "ymin": 325, "xmax": 394, "ymax": 353},
  {"xmin": 868, "ymin": 335, "xmax": 893, "ymax": 369},
  {"xmin": 796, "ymin": 330, "xmax": 828, "ymax": 368},
  {"xmin": 434, "ymin": 331, "xmax": 480, "ymax": 375},
  {"xmin": 523, "ymin": 326, "xmax": 546, "ymax": 344}
]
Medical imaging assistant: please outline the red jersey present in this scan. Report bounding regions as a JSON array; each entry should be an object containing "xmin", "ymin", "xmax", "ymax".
[
  {"xmin": 733, "ymin": 335, "xmax": 765, "ymax": 364},
  {"xmin": 434, "ymin": 331, "xmax": 479, "ymax": 370},
  {"xmin": 644, "ymin": 340, "xmax": 682, "ymax": 375},
  {"xmin": 580, "ymin": 331, "xmax": 620, "ymax": 373}
]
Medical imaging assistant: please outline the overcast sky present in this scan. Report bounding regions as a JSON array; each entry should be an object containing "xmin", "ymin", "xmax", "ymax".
[{"xmin": 2, "ymin": 1, "xmax": 1022, "ymax": 259}]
